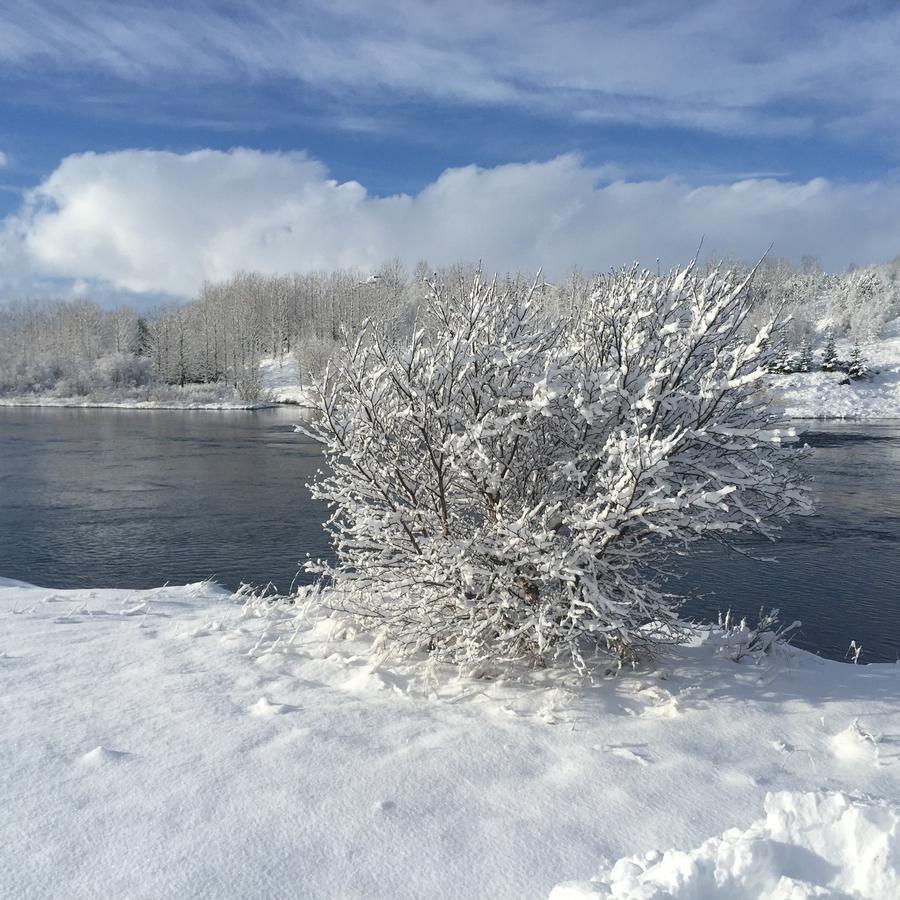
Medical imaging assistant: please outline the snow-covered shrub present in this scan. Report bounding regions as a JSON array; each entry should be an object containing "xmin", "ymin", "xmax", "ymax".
[
  {"xmin": 235, "ymin": 363, "xmax": 263, "ymax": 401},
  {"xmin": 717, "ymin": 608, "xmax": 801, "ymax": 663},
  {"xmin": 0, "ymin": 355, "xmax": 64, "ymax": 395},
  {"xmin": 306, "ymin": 264, "xmax": 811, "ymax": 669},
  {"xmin": 91, "ymin": 352, "xmax": 154, "ymax": 389},
  {"xmin": 295, "ymin": 333, "xmax": 339, "ymax": 386},
  {"xmin": 54, "ymin": 361, "xmax": 95, "ymax": 397}
]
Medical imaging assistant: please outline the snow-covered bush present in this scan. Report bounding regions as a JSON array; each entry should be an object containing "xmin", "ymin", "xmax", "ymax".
[
  {"xmin": 0, "ymin": 355, "xmax": 64, "ymax": 395},
  {"xmin": 295, "ymin": 333, "xmax": 339, "ymax": 386},
  {"xmin": 91, "ymin": 352, "xmax": 154, "ymax": 389},
  {"xmin": 235, "ymin": 362, "xmax": 263, "ymax": 401},
  {"xmin": 717, "ymin": 608, "xmax": 801, "ymax": 663},
  {"xmin": 305, "ymin": 264, "xmax": 811, "ymax": 670}
]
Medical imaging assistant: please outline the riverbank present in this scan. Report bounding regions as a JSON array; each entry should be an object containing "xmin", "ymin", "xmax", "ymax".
[
  {"xmin": 2, "ymin": 578, "xmax": 898, "ymax": 898},
  {"xmin": 0, "ymin": 396, "xmax": 274, "ymax": 410},
  {"xmin": 775, "ymin": 321, "xmax": 900, "ymax": 419},
  {"xmin": 4, "ymin": 335, "xmax": 900, "ymax": 418},
  {"xmin": 0, "ymin": 357, "xmax": 315, "ymax": 411}
]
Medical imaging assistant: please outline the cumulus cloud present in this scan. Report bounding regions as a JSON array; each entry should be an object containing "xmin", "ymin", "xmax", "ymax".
[{"xmin": 3, "ymin": 147, "xmax": 900, "ymax": 299}]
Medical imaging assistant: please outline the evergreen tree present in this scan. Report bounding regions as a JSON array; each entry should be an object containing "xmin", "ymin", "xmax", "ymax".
[
  {"xmin": 768, "ymin": 340, "xmax": 794, "ymax": 375},
  {"xmin": 797, "ymin": 338, "xmax": 813, "ymax": 373},
  {"xmin": 848, "ymin": 342, "xmax": 871, "ymax": 380},
  {"xmin": 131, "ymin": 317, "xmax": 152, "ymax": 357},
  {"xmin": 820, "ymin": 329, "xmax": 839, "ymax": 372}
]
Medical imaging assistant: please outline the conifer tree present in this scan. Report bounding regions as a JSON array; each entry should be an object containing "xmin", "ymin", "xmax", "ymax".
[
  {"xmin": 821, "ymin": 329, "xmax": 839, "ymax": 372},
  {"xmin": 848, "ymin": 342, "xmax": 870, "ymax": 380},
  {"xmin": 796, "ymin": 338, "xmax": 812, "ymax": 373}
]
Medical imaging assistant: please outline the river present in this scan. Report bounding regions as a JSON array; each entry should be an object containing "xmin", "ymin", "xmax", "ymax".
[{"xmin": 1, "ymin": 407, "xmax": 897, "ymax": 662}]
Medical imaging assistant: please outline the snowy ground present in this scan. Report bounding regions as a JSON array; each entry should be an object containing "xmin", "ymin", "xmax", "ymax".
[
  {"xmin": 0, "ymin": 358, "xmax": 314, "ymax": 410},
  {"xmin": 258, "ymin": 355, "xmax": 315, "ymax": 406},
  {"xmin": 775, "ymin": 321, "xmax": 900, "ymax": 419},
  {"xmin": 0, "ymin": 396, "xmax": 270, "ymax": 410},
  {"xmin": 0, "ymin": 383, "xmax": 272, "ymax": 410},
  {"xmin": 3, "ymin": 579, "xmax": 899, "ymax": 899}
]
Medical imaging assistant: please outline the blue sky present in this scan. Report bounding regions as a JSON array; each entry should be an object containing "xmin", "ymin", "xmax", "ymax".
[{"xmin": 2, "ymin": 0, "xmax": 900, "ymax": 300}]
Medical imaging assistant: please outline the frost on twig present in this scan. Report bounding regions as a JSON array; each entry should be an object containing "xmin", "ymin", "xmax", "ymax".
[
  {"xmin": 718, "ymin": 607, "xmax": 802, "ymax": 663},
  {"xmin": 304, "ymin": 263, "xmax": 811, "ymax": 671}
]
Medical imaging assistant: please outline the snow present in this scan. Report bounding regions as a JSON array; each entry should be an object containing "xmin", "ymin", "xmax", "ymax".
[
  {"xmin": 258, "ymin": 355, "xmax": 315, "ymax": 406},
  {"xmin": 775, "ymin": 320, "xmax": 900, "ymax": 419},
  {"xmin": 0, "ymin": 395, "xmax": 271, "ymax": 410},
  {"xmin": 3, "ymin": 579, "xmax": 900, "ymax": 899},
  {"xmin": 0, "ymin": 357, "xmax": 314, "ymax": 410},
  {"xmin": 551, "ymin": 791, "xmax": 900, "ymax": 899}
]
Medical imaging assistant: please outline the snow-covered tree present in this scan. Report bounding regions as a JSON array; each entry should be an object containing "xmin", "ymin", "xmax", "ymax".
[
  {"xmin": 820, "ymin": 329, "xmax": 839, "ymax": 372},
  {"xmin": 847, "ymin": 342, "xmax": 871, "ymax": 380},
  {"xmin": 305, "ymin": 264, "xmax": 811, "ymax": 670},
  {"xmin": 796, "ymin": 338, "xmax": 813, "ymax": 373},
  {"xmin": 767, "ymin": 328, "xmax": 796, "ymax": 375}
]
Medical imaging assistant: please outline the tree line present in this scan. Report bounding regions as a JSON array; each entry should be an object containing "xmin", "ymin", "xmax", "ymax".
[{"xmin": 1, "ymin": 254, "xmax": 898, "ymax": 400}]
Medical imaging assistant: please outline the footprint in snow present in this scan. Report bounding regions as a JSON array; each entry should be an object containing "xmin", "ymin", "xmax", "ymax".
[{"xmin": 79, "ymin": 746, "xmax": 132, "ymax": 767}]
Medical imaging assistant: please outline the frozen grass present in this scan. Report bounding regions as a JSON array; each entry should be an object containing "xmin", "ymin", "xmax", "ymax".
[
  {"xmin": 0, "ymin": 380, "xmax": 271, "ymax": 410},
  {"xmin": 0, "ymin": 357, "xmax": 314, "ymax": 409}
]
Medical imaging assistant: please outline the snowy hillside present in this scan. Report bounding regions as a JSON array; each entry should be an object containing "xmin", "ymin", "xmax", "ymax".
[
  {"xmin": 258, "ymin": 355, "xmax": 315, "ymax": 406},
  {"xmin": 774, "ymin": 319, "xmax": 900, "ymax": 419},
  {"xmin": 2, "ymin": 579, "xmax": 899, "ymax": 899}
]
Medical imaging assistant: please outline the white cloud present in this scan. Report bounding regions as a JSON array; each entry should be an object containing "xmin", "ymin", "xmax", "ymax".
[
  {"xmin": 2, "ymin": 1, "xmax": 900, "ymax": 141},
  {"xmin": 3, "ymin": 147, "xmax": 900, "ymax": 299},
  {"xmin": 0, "ymin": 150, "xmax": 8, "ymax": 168}
]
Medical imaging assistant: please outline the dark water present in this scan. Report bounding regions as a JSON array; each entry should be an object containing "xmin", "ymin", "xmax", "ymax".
[
  {"xmin": 0, "ymin": 408, "xmax": 898, "ymax": 662},
  {"xmin": 0, "ymin": 407, "xmax": 333, "ymax": 595},
  {"xmin": 675, "ymin": 423, "xmax": 900, "ymax": 663}
]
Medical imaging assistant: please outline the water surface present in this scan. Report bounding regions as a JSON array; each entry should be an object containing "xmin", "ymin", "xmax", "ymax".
[{"xmin": 1, "ymin": 408, "xmax": 897, "ymax": 662}]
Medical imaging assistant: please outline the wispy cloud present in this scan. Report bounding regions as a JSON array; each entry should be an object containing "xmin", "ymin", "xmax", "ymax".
[
  {"xmin": 3, "ymin": 147, "xmax": 899, "ymax": 300},
  {"xmin": 3, "ymin": 1, "xmax": 900, "ymax": 142}
]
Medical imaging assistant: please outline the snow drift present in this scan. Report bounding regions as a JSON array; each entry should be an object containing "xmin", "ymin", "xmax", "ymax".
[{"xmin": 551, "ymin": 790, "xmax": 900, "ymax": 900}]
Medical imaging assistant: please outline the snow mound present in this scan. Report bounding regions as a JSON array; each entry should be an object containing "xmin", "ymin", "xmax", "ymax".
[
  {"xmin": 550, "ymin": 791, "xmax": 900, "ymax": 900},
  {"xmin": 830, "ymin": 719, "xmax": 880, "ymax": 764},
  {"xmin": 79, "ymin": 746, "xmax": 132, "ymax": 766}
]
